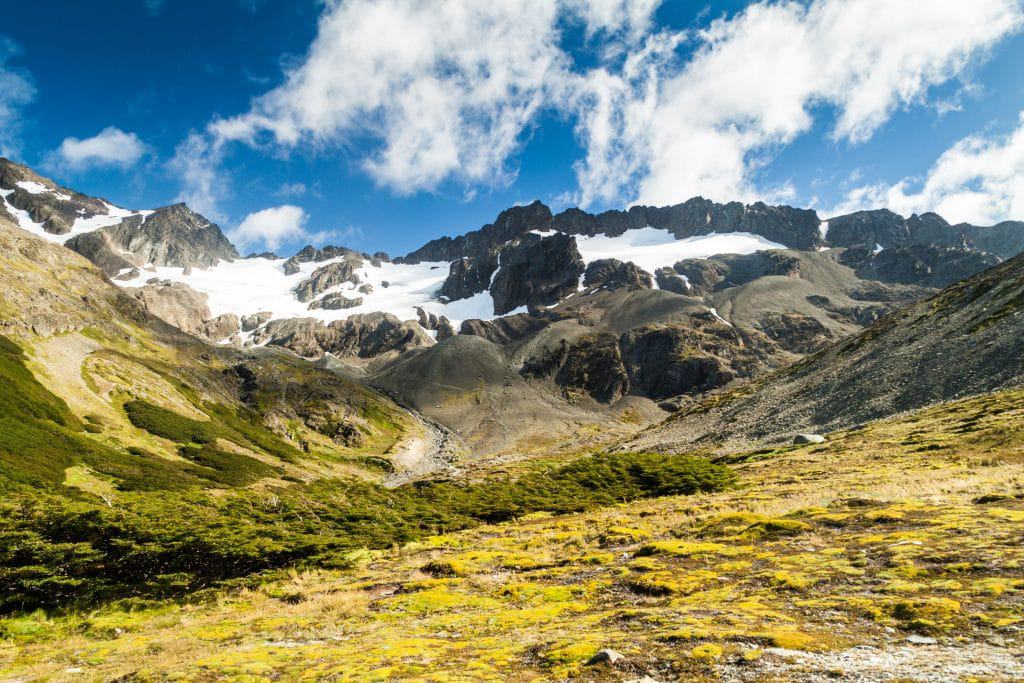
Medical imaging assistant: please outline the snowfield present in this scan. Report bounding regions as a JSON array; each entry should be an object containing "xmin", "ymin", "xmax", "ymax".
[
  {"xmin": 0, "ymin": 185, "xmax": 786, "ymax": 330},
  {"xmin": 111, "ymin": 227, "xmax": 786, "ymax": 329}
]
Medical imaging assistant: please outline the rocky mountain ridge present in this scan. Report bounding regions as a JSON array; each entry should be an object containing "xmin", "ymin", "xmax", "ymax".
[{"xmin": 3, "ymin": 156, "xmax": 1023, "ymax": 454}]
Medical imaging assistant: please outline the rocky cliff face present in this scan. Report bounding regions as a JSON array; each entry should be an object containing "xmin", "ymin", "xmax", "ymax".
[
  {"xmin": 128, "ymin": 280, "xmax": 240, "ymax": 341},
  {"xmin": 0, "ymin": 158, "xmax": 112, "ymax": 235},
  {"xmin": 489, "ymin": 232, "xmax": 585, "ymax": 315},
  {"xmin": 401, "ymin": 197, "xmax": 825, "ymax": 266},
  {"xmin": 66, "ymin": 203, "xmax": 238, "ymax": 275}
]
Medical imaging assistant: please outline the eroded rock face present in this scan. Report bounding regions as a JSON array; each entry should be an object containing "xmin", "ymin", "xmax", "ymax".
[
  {"xmin": 460, "ymin": 312, "xmax": 561, "ymax": 346},
  {"xmin": 490, "ymin": 233, "xmax": 584, "ymax": 315},
  {"xmin": 66, "ymin": 203, "xmax": 239, "ymax": 276},
  {"xmin": 655, "ymin": 267, "xmax": 690, "ymax": 294},
  {"xmin": 252, "ymin": 313, "xmax": 433, "ymax": 358},
  {"xmin": 128, "ymin": 280, "xmax": 239, "ymax": 341},
  {"xmin": 555, "ymin": 334, "xmax": 630, "ymax": 403},
  {"xmin": 294, "ymin": 256, "xmax": 364, "ymax": 302},
  {"xmin": 839, "ymin": 244, "xmax": 1000, "ymax": 289},
  {"xmin": 583, "ymin": 259, "xmax": 653, "ymax": 291}
]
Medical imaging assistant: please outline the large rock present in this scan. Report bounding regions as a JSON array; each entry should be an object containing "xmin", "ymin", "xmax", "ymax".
[
  {"xmin": 490, "ymin": 232, "xmax": 584, "ymax": 315},
  {"xmin": 672, "ymin": 251, "xmax": 801, "ymax": 296},
  {"xmin": 294, "ymin": 256, "xmax": 364, "ymax": 302},
  {"xmin": 757, "ymin": 312, "xmax": 834, "ymax": 354},
  {"xmin": 583, "ymin": 259, "xmax": 653, "ymax": 291},
  {"xmin": 252, "ymin": 313, "xmax": 433, "ymax": 358},
  {"xmin": 282, "ymin": 244, "xmax": 367, "ymax": 275},
  {"xmin": 459, "ymin": 312, "xmax": 556, "ymax": 345},
  {"xmin": 127, "ymin": 280, "xmax": 239, "ymax": 341}
]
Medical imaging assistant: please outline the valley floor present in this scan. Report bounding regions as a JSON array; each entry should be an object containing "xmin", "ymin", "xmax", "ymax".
[{"xmin": 3, "ymin": 389, "xmax": 1024, "ymax": 682}]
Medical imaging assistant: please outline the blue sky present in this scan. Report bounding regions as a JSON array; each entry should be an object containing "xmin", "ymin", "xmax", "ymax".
[{"xmin": 1, "ymin": 0, "xmax": 1023, "ymax": 257}]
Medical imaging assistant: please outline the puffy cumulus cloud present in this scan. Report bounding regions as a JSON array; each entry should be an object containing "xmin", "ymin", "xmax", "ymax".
[
  {"xmin": 51, "ymin": 127, "xmax": 148, "ymax": 171},
  {"xmin": 0, "ymin": 38, "xmax": 35, "ymax": 159},
  {"xmin": 229, "ymin": 205, "xmax": 310, "ymax": 252},
  {"xmin": 833, "ymin": 112, "xmax": 1024, "ymax": 225},
  {"xmin": 572, "ymin": 0, "xmax": 1024, "ymax": 207}
]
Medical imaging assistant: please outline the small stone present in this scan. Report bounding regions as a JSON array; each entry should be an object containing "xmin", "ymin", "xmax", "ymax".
[
  {"xmin": 586, "ymin": 648, "xmax": 625, "ymax": 666},
  {"xmin": 906, "ymin": 635, "xmax": 937, "ymax": 645},
  {"xmin": 794, "ymin": 433, "xmax": 826, "ymax": 444}
]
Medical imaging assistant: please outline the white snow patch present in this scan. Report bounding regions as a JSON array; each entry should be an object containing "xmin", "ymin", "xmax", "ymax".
[
  {"xmin": 708, "ymin": 307, "xmax": 732, "ymax": 326},
  {"xmin": 874, "ymin": 243, "xmax": 884, "ymax": 254},
  {"xmin": 15, "ymin": 180, "xmax": 51, "ymax": 195},
  {"xmin": 819, "ymin": 220, "xmax": 829, "ymax": 239},
  {"xmin": 112, "ymin": 254, "xmax": 500, "ymax": 328},
  {"xmin": 574, "ymin": 228, "xmax": 785, "ymax": 275}
]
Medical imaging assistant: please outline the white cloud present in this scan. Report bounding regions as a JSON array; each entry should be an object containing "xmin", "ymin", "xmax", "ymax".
[
  {"xmin": 230, "ymin": 205, "xmax": 310, "ymax": 252},
  {"xmin": 174, "ymin": 0, "xmax": 1023, "ymax": 219},
  {"xmin": 169, "ymin": 132, "xmax": 227, "ymax": 223},
  {"xmin": 0, "ymin": 38, "xmax": 35, "ymax": 159},
  {"xmin": 833, "ymin": 112, "xmax": 1024, "ymax": 225},
  {"xmin": 51, "ymin": 127, "xmax": 148, "ymax": 171},
  {"xmin": 572, "ymin": 0, "xmax": 1024, "ymax": 207}
]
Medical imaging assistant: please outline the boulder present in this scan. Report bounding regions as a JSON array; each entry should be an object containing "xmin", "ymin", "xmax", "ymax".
[
  {"xmin": 309, "ymin": 293, "xmax": 363, "ymax": 310},
  {"xmin": 241, "ymin": 311, "xmax": 273, "ymax": 332},
  {"xmin": 585, "ymin": 649, "xmax": 625, "ymax": 666},
  {"xmin": 793, "ymin": 433, "xmax": 826, "ymax": 444}
]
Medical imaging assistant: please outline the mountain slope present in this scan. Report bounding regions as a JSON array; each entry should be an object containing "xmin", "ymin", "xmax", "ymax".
[{"xmin": 629, "ymin": 251, "xmax": 1024, "ymax": 452}]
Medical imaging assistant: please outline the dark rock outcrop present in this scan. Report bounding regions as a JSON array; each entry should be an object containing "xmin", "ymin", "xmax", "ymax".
[
  {"xmin": 583, "ymin": 259, "xmax": 652, "ymax": 291},
  {"xmin": 555, "ymin": 334, "xmax": 629, "ymax": 403},
  {"xmin": 839, "ymin": 244, "xmax": 1000, "ymax": 289},
  {"xmin": 241, "ymin": 311, "xmax": 273, "ymax": 332},
  {"xmin": 672, "ymin": 251, "xmax": 801, "ymax": 295},
  {"xmin": 655, "ymin": 267, "xmax": 690, "ymax": 294},
  {"xmin": 283, "ymin": 244, "xmax": 368, "ymax": 276},
  {"xmin": 460, "ymin": 312, "xmax": 558, "ymax": 346},
  {"xmin": 489, "ymin": 233, "xmax": 584, "ymax": 315},
  {"xmin": 440, "ymin": 250, "xmax": 499, "ymax": 301}
]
